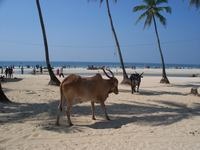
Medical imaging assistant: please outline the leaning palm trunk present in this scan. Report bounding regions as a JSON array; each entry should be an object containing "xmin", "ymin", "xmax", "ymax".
[
  {"xmin": 153, "ymin": 16, "xmax": 169, "ymax": 84},
  {"xmin": 105, "ymin": 0, "xmax": 129, "ymax": 84},
  {"xmin": 0, "ymin": 82, "xmax": 11, "ymax": 103},
  {"xmin": 36, "ymin": 0, "xmax": 60, "ymax": 86}
]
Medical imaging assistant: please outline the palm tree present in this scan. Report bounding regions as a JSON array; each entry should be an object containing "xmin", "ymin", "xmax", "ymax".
[
  {"xmin": 92, "ymin": 0, "xmax": 129, "ymax": 84},
  {"xmin": 0, "ymin": 0, "xmax": 11, "ymax": 103},
  {"xmin": 189, "ymin": 0, "xmax": 200, "ymax": 8},
  {"xmin": 36, "ymin": 0, "xmax": 60, "ymax": 86},
  {"xmin": 0, "ymin": 81, "xmax": 11, "ymax": 103},
  {"xmin": 133, "ymin": 0, "xmax": 171, "ymax": 84}
]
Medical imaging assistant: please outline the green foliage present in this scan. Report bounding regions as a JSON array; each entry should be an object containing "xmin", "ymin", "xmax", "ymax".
[
  {"xmin": 133, "ymin": 0, "xmax": 171, "ymax": 29},
  {"xmin": 190, "ymin": 0, "xmax": 200, "ymax": 9}
]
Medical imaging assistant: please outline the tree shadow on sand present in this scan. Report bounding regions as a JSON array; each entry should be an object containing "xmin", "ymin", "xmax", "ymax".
[
  {"xmin": 83, "ymin": 101, "xmax": 200, "ymax": 129},
  {"xmin": 1, "ymin": 77, "xmax": 23, "ymax": 83},
  {"xmin": 0, "ymin": 101, "xmax": 58, "ymax": 124},
  {"xmin": 172, "ymin": 82, "xmax": 200, "ymax": 88},
  {"xmin": 1, "ymin": 99, "xmax": 200, "ymax": 132},
  {"xmin": 119, "ymin": 88, "xmax": 188, "ymax": 96}
]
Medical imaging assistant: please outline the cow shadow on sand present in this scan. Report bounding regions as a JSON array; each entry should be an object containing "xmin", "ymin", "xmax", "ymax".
[{"xmin": 1, "ymin": 98, "xmax": 200, "ymax": 133}]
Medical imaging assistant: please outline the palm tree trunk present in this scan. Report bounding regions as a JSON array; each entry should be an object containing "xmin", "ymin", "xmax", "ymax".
[
  {"xmin": 0, "ymin": 82, "xmax": 11, "ymax": 103},
  {"xmin": 105, "ymin": 0, "xmax": 130, "ymax": 84},
  {"xmin": 153, "ymin": 16, "xmax": 169, "ymax": 84},
  {"xmin": 36, "ymin": 0, "xmax": 60, "ymax": 86}
]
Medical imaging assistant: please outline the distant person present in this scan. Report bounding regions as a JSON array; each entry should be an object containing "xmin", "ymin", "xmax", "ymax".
[
  {"xmin": 5, "ymin": 67, "xmax": 8, "ymax": 78},
  {"xmin": 56, "ymin": 68, "xmax": 59, "ymax": 76},
  {"xmin": 36, "ymin": 65, "xmax": 39, "ymax": 69},
  {"xmin": 21, "ymin": 66, "xmax": 24, "ymax": 74},
  {"xmin": 11, "ymin": 67, "xmax": 14, "ymax": 78},
  {"xmin": 1, "ymin": 67, "xmax": 3, "ymax": 74},
  {"xmin": 40, "ymin": 66, "xmax": 43, "ymax": 74},
  {"xmin": 132, "ymin": 66, "xmax": 136, "ymax": 69},
  {"xmin": 59, "ymin": 67, "xmax": 64, "ymax": 78},
  {"xmin": 8, "ymin": 67, "xmax": 13, "ymax": 78},
  {"xmin": 33, "ymin": 67, "xmax": 36, "ymax": 75}
]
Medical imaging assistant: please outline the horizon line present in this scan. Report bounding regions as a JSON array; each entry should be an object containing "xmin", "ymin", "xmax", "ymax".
[{"xmin": 0, "ymin": 60, "xmax": 199, "ymax": 66}]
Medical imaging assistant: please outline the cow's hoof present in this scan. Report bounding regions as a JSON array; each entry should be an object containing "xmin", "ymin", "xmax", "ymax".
[
  {"xmin": 55, "ymin": 122, "xmax": 60, "ymax": 126},
  {"xmin": 106, "ymin": 117, "xmax": 111, "ymax": 120},
  {"xmin": 69, "ymin": 123, "xmax": 74, "ymax": 126}
]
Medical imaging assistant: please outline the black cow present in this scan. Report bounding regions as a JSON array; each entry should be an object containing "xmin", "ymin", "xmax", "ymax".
[{"xmin": 130, "ymin": 72, "xmax": 143, "ymax": 93}]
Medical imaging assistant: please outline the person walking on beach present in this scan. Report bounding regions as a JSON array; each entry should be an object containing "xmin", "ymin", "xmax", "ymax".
[
  {"xmin": 33, "ymin": 67, "xmax": 36, "ymax": 75},
  {"xmin": 5, "ymin": 67, "xmax": 8, "ymax": 78},
  {"xmin": 8, "ymin": 67, "xmax": 13, "ymax": 78},
  {"xmin": 59, "ymin": 67, "xmax": 64, "ymax": 78},
  {"xmin": 1, "ymin": 67, "xmax": 3, "ymax": 75},
  {"xmin": 21, "ymin": 66, "xmax": 24, "ymax": 74},
  {"xmin": 40, "ymin": 66, "xmax": 43, "ymax": 74},
  {"xmin": 56, "ymin": 68, "xmax": 59, "ymax": 76}
]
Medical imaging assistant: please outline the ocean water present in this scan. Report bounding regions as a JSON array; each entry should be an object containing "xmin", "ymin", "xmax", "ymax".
[{"xmin": 0, "ymin": 61, "xmax": 199, "ymax": 69}]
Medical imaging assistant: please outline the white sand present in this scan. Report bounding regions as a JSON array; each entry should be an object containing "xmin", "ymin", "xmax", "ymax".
[{"xmin": 0, "ymin": 69, "xmax": 200, "ymax": 150}]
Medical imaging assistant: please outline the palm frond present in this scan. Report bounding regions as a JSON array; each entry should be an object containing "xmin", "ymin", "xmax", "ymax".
[
  {"xmin": 190, "ymin": 0, "xmax": 200, "ymax": 8},
  {"xmin": 144, "ymin": 14, "xmax": 153, "ymax": 28},
  {"xmin": 156, "ymin": 6, "xmax": 172, "ymax": 14},
  {"xmin": 133, "ymin": 5, "xmax": 148, "ymax": 12},
  {"xmin": 155, "ymin": 12, "xmax": 166, "ymax": 26},
  {"xmin": 156, "ymin": 0, "xmax": 168, "ymax": 5},
  {"xmin": 135, "ymin": 11, "xmax": 147, "ymax": 24},
  {"xmin": 133, "ymin": 0, "xmax": 171, "ymax": 28},
  {"xmin": 144, "ymin": 0, "xmax": 155, "ymax": 6}
]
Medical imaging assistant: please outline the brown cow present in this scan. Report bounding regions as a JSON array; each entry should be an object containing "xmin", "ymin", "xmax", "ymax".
[{"xmin": 56, "ymin": 68, "xmax": 118, "ymax": 126}]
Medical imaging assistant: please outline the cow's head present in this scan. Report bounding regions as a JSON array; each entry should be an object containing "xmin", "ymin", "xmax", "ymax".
[
  {"xmin": 130, "ymin": 72, "xmax": 144, "ymax": 80},
  {"xmin": 102, "ymin": 67, "xmax": 119, "ymax": 94}
]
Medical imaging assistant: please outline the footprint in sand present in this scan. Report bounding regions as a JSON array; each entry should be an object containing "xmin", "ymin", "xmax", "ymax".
[
  {"xmin": 32, "ymin": 133, "xmax": 40, "ymax": 138},
  {"xmin": 25, "ymin": 90, "xmax": 37, "ymax": 94},
  {"xmin": 22, "ymin": 135, "xmax": 30, "ymax": 139}
]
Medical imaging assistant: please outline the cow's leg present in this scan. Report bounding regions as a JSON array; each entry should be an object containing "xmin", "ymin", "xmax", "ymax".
[
  {"xmin": 100, "ymin": 101, "xmax": 110, "ymax": 120},
  {"xmin": 131, "ymin": 80, "xmax": 136, "ymax": 94},
  {"xmin": 137, "ymin": 83, "xmax": 140, "ymax": 92},
  {"xmin": 66, "ymin": 101, "xmax": 73, "ymax": 126},
  {"xmin": 56, "ymin": 93, "xmax": 64, "ymax": 126},
  {"xmin": 131, "ymin": 85, "xmax": 135, "ymax": 94},
  {"xmin": 131, "ymin": 85, "xmax": 133, "ymax": 94},
  {"xmin": 56, "ymin": 104, "xmax": 62, "ymax": 126},
  {"xmin": 91, "ymin": 101, "xmax": 96, "ymax": 120}
]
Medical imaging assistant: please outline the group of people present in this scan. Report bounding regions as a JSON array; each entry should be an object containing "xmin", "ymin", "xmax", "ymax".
[
  {"xmin": 56, "ymin": 67, "xmax": 64, "ymax": 78},
  {"xmin": 4, "ymin": 67, "xmax": 14, "ymax": 78}
]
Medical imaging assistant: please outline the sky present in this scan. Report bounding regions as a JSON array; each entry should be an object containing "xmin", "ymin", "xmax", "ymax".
[{"xmin": 0, "ymin": 0, "xmax": 199, "ymax": 65}]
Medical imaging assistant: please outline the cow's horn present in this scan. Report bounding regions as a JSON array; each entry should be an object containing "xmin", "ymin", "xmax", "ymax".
[
  {"xmin": 106, "ymin": 68, "xmax": 114, "ymax": 77},
  {"xmin": 102, "ymin": 67, "xmax": 113, "ymax": 78}
]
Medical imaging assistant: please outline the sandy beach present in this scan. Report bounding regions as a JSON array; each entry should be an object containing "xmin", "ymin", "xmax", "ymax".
[{"xmin": 0, "ymin": 68, "xmax": 200, "ymax": 150}]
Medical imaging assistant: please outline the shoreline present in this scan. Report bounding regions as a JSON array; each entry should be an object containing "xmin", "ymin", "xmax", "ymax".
[
  {"xmin": 1, "ymin": 67, "xmax": 200, "ymax": 78},
  {"xmin": 0, "ymin": 61, "xmax": 199, "ymax": 70}
]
